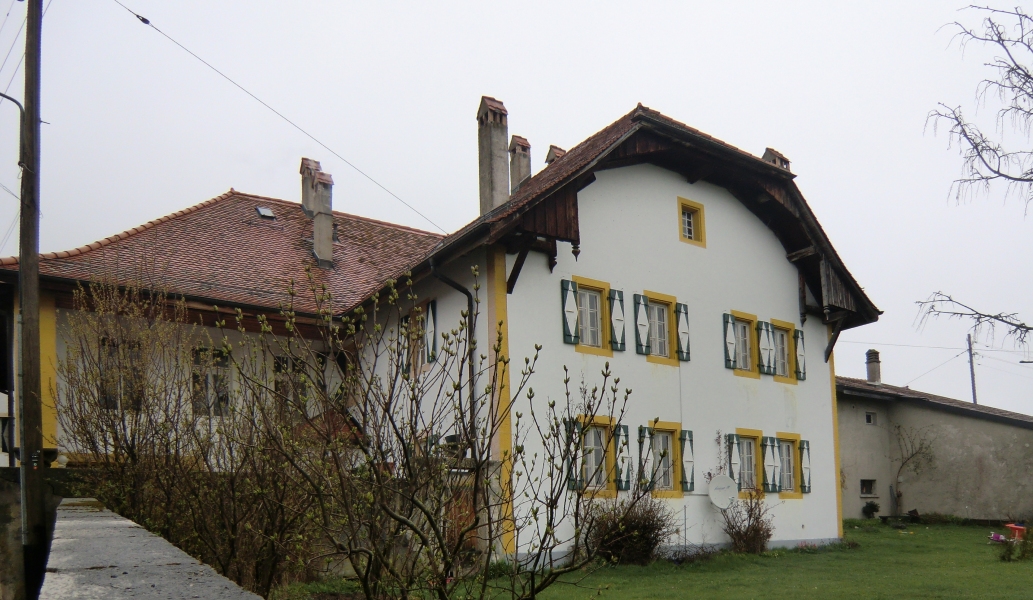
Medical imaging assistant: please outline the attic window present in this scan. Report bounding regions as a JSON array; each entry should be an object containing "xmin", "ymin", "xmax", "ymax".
[{"xmin": 256, "ymin": 207, "xmax": 275, "ymax": 219}]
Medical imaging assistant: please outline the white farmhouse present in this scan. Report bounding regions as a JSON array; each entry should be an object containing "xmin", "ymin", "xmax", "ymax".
[{"xmin": 0, "ymin": 97, "xmax": 879, "ymax": 552}]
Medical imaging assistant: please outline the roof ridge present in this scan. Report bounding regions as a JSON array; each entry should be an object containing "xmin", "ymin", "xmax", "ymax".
[
  {"xmin": 836, "ymin": 375, "xmax": 1033, "ymax": 420},
  {"xmin": 0, "ymin": 189, "xmax": 238, "ymax": 266}
]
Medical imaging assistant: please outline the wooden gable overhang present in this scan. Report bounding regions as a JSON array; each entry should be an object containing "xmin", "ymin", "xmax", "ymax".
[{"xmin": 482, "ymin": 113, "xmax": 879, "ymax": 361}]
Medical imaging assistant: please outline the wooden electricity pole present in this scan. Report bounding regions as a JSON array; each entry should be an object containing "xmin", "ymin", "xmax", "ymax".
[
  {"xmin": 967, "ymin": 334, "xmax": 978, "ymax": 406},
  {"xmin": 19, "ymin": 0, "xmax": 46, "ymax": 597}
]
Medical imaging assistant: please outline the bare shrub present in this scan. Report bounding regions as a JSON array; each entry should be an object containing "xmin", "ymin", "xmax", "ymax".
[
  {"xmin": 720, "ymin": 489, "xmax": 775, "ymax": 554},
  {"xmin": 589, "ymin": 497, "xmax": 676, "ymax": 566}
]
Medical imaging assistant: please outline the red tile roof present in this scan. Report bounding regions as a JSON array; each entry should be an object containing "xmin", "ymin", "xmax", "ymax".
[{"xmin": 0, "ymin": 190, "xmax": 441, "ymax": 315}]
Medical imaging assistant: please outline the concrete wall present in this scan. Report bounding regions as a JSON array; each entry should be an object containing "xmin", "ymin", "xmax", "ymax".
[{"xmin": 839, "ymin": 393, "xmax": 1033, "ymax": 520}]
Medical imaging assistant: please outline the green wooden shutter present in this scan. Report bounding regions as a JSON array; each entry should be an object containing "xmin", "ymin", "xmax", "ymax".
[
  {"xmin": 399, "ymin": 316, "xmax": 411, "ymax": 375},
  {"xmin": 425, "ymin": 300, "xmax": 437, "ymax": 363},
  {"xmin": 638, "ymin": 425, "xmax": 655, "ymax": 491},
  {"xmin": 757, "ymin": 321, "xmax": 775, "ymax": 375},
  {"xmin": 619, "ymin": 425, "xmax": 631, "ymax": 490},
  {"xmin": 613, "ymin": 424, "xmax": 623, "ymax": 488},
  {"xmin": 800, "ymin": 440, "xmax": 811, "ymax": 493},
  {"xmin": 675, "ymin": 303, "xmax": 690, "ymax": 361},
  {"xmin": 633, "ymin": 294, "xmax": 650, "ymax": 355},
  {"xmin": 775, "ymin": 439, "xmax": 785, "ymax": 492},
  {"xmin": 564, "ymin": 418, "xmax": 584, "ymax": 491},
  {"xmin": 561, "ymin": 280, "xmax": 579, "ymax": 345},
  {"xmin": 726, "ymin": 433, "xmax": 741, "ymax": 490},
  {"xmin": 679, "ymin": 429, "xmax": 694, "ymax": 492},
  {"xmin": 761, "ymin": 436, "xmax": 775, "ymax": 493},
  {"xmin": 723, "ymin": 313, "xmax": 736, "ymax": 369},
  {"xmin": 608, "ymin": 289, "xmax": 626, "ymax": 352},
  {"xmin": 794, "ymin": 329, "xmax": 806, "ymax": 381}
]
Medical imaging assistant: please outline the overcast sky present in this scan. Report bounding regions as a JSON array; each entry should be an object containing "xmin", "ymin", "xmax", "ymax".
[{"xmin": 0, "ymin": 1, "xmax": 1030, "ymax": 413}]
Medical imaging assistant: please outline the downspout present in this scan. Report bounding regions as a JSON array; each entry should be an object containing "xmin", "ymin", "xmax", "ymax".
[{"xmin": 429, "ymin": 257, "xmax": 478, "ymax": 443}]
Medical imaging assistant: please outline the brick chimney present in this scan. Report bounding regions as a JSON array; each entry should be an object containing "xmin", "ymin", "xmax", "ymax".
[
  {"xmin": 509, "ymin": 135, "xmax": 531, "ymax": 194},
  {"xmin": 866, "ymin": 349, "xmax": 881, "ymax": 385},
  {"xmin": 478, "ymin": 96, "xmax": 509, "ymax": 215},
  {"xmin": 300, "ymin": 158, "xmax": 334, "ymax": 268}
]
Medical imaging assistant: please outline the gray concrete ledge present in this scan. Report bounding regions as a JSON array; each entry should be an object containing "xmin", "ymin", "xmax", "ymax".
[{"xmin": 41, "ymin": 498, "xmax": 260, "ymax": 600}]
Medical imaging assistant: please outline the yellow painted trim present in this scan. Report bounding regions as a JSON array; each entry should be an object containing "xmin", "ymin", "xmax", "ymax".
[
  {"xmin": 730, "ymin": 310, "xmax": 760, "ymax": 379},
  {"xmin": 770, "ymin": 318, "xmax": 798, "ymax": 385},
  {"xmin": 649, "ymin": 420, "xmax": 684, "ymax": 498},
  {"xmin": 776, "ymin": 432, "xmax": 803, "ymax": 499},
  {"xmin": 571, "ymin": 276, "xmax": 613, "ymax": 358},
  {"xmin": 41, "ymin": 292, "xmax": 58, "ymax": 449},
  {"xmin": 579, "ymin": 415, "xmax": 618, "ymax": 499},
  {"xmin": 828, "ymin": 325, "xmax": 844, "ymax": 538},
  {"xmin": 677, "ymin": 197, "xmax": 707, "ymax": 248},
  {"xmin": 735, "ymin": 427, "xmax": 764, "ymax": 498},
  {"xmin": 643, "ymin": 290, "xmax": 679, "ymax": 367},
  {"xmin": 488, "ymin": 245, "xmax": 515, "ymax": 553}
]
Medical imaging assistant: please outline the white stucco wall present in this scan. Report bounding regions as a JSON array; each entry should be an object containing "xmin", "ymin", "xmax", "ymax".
[{"xmin": 501, "ymin": 164, "xmax": 840, "ymax": 547}]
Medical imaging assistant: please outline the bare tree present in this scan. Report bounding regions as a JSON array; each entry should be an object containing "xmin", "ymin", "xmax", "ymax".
[
  {"xmin": 891, "ymin": 425, "xmax": 935, "ymax": 515},
  {"xmin": 922, "ymin": 6, "xmax": 1033, "ymax": 345}
]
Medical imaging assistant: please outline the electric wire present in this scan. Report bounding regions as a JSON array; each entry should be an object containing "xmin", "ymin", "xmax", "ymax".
[
  {"xmin": 110, "ymin": 0, "xmax": 447, "ymax": 234},
  {"xmin": 0, "ymin": 0, "xmax": 53, "ymax": 107},
  {"xmin": 0, "ymin": 208, "xmax": 18, "ymax": 254},
  {"xmin": 0, "ymin": 180, "xmax": 17, "ymax": 200},
  {"xmin": 902, "ymin": 350, "xmax": 967, "ymax": 387},
  {"xmin": 976, "ymin": 363, "xmax": 1033, "ymax": 382},
  {"xmin": 838, "ymin": 340, "xmax": 1024, "ymax": 353},
  {"xmin": 0, "ymin": 0, "xmax": 18, "ymax": 41},
  {"xmin": 0, "ymin": 6, "xmax": 24, "ymax": 78}
]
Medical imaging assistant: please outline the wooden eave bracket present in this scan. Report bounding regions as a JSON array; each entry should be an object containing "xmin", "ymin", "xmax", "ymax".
[
  {"xmin": 824, "ymin": 315, "xmax": 846, "ymax": 363},
  {"xmin": 506, "ymin": 237, "xmax": 533, "ymax": 294}
]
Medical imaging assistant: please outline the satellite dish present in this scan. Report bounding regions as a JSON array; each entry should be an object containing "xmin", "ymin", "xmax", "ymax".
[{"xmin": 708, "ymin": 475, "xmax": 737, "ymax": 510}]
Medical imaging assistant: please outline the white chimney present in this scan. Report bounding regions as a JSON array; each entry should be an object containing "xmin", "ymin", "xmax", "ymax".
[
  {"xmin": 300, "ymin": 158, "xmax": 334, "ymax": 268},
  {"xmin": 477, "ymin": 96, "xmax": 510, "ymax": 215},
  {"xmin": 509, "ymin": 135, "xmax": 531, "ymax": 194},
  {"xmin": 866, "ymin": 349, "xmax": 881, "ymax": 385}
]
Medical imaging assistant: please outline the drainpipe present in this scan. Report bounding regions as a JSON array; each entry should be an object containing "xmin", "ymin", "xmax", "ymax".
[{"xmin": 429, "ymin": 257, "xmax": 478, "ymax": 448}]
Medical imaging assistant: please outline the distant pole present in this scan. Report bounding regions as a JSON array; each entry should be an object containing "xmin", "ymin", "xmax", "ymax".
[
  {"xmin": 19, "ymin": 0, "xmax": 46, "ymax": 598},
  {"xmin": 966, "ymin": 334, "xmax": 978, "ymax": 405}
]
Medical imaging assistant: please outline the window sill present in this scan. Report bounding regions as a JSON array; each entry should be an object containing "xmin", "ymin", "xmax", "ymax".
[
  {"xmin": 651, "ymin": 489, "xmax": 683, "ymax": 499},
  {"xmin": 779, "ymin": 491, "xmax": 803, "ymax": 500},
  {"xmin": 584, "ymin": 487, "xmax": 617, "ymax": 499},
  {"xmin": 772, "ymin": 374, "xmax": 798, "ymax": 385},
  {"xmin": 733, "ymin": 368, "xmax": 760, "ymax": 380},
  {"xmin": 575, "ymin": 343, "xmax": 613, "ymax": 358},
  {"xmin": 860, "ymin": 494, "xmax": 879, "ymax": 499},
  {"xmin": 646, "ymin": 354, "xmax": 679, "ymax": 367},
  {"xmin": 678, "ymin": 236, "xmax": 706, "ymax": 248},
  {"xmin": 738, "ymin": 489, "xmax": 764, "ymax": 499}
]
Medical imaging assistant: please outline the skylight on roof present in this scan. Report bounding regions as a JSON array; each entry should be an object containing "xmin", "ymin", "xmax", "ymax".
[{"xmin": 256, "ymin": 207, "xmax": 275, "ymax": 219}]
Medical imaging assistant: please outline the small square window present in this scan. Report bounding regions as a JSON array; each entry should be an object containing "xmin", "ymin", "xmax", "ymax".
[
  {"xmin": 865, "ymin": 412, "xmax": 877, "ymax": 425},
  {"xmin": 256, "ymin": 206, "xmax": 275, "ymax": 219},
  {"xmin": 860, "ymin": 479, "xmax": 876, "ymax": 496},
  {"xmin": 678, "ymin": 198, "xmax": 706, "ymax": 247}
]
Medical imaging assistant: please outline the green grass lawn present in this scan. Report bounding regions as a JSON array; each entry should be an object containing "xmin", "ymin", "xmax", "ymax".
[
  {"xmin": 536, "ymin": 522, "xmax": 1033, "ymax": 600},
  {"xmin": 274, "ymin": 522, "xmax": 1033, "ymax": 599}
]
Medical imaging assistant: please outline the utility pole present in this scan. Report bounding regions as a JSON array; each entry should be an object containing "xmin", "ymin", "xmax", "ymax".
[
  {"xmin": 967, "ymin": 334, "xmax": 978, "ymax": 406},
  {"xmin": 18, "ymin": 0, "xmax": 45, "ymax": 598}
]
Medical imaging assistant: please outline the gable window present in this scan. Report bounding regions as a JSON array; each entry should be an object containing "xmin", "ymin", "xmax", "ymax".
[
  {"xmin": 578, "ymin": 288, "xmax": 602, "ymax": 348},
  {"xmin": 192, "ymin": 348, "xmax": 230, "ymax": 418},
  {"xmin": 677, "ymin": 197, "xmax": 706, "ymax": 248},
  {"xmin": 865, "ymin": 412, "xmax": 877, "ymax": 425}
]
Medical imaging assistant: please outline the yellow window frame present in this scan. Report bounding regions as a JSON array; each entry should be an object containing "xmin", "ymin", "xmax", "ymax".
[
  {"xmin": 650, "ymin": 420, "xmax": 684, "ymax": 499},
  {"xmin": 776, "ymin": 432, "xmax": 803, "ymax": 499},
  {"xmin": 770, "ymin": 318, "xmax": 798, "ymax": 385},
  {"xmin": 730, "ymin": 310, "xmax": 759, "ymax": 379},
  {"xmin": 572, "ymin": 276, "xmax": 613, "ymax": 358},
  {"xmin": 580, "ymin": 414, "xmax": 617, "ymax": 499},
  {"xmin": 644, "ymin": 290, "xmax": 679, "ymax": 367},
  {"xmin": 736, "ymin": 427, "xmax": 764, "ymax": 499},
  {"xmin": 677, "ymin": 197, "xmax": 707, "ymax": 248}
]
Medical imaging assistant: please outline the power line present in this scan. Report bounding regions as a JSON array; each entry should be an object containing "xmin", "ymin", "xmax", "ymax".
[
  {"xmin": 0, "ymin": 207, "xmax": 16, "ymax": 253},
  {"xmin": 0, "ymin": 0, "xmax": 18, "ymax": 40},
  {"xmin": 0, "ymin": 0, "xmax": 52, "ymax": 106},
  {"xmin": 110, "ymin": 0, "xmax": 447, "ymax": 234},
  {"xmin": 838, "ymin": 340, "xmax": 1025, "ymax": 353},
  {"xmin": 0, "ymin": 3, "xmax": 24, "ymax": 77},
  {"xmin": 977, "ymin": 364, "xmax": 1033, "ymax": 382},
  {"xmin": 903, "ymin": 350, "xmax": 966, "ymax": 387},
  {"xmin": 0, "ymin": 180, "xmax": 17, "ymax": 200}
]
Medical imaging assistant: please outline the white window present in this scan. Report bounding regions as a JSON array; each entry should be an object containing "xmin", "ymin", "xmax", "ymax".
[
  {"xmin": 193, "ymin": 349, "xmax": 230, "ymax": 417},
  {"xmin": 681, "ymin": 207, "xmax": 695, "ymax": 240},
  {"xmin": 865, "ymin": 412, "xmax": 877, "ymax": 425},
  {"xmin": 773, "ymin": 328, "xmax": 789, "ymax": 377},
  {"xmin": 578, "ymin": 288, "xmax": 602, "ymax": 348},
  {"xmin": 734, "ymin": 320, "xmax": 751, "ymax": 370},
  {"xmin": 583, "ymin": 426, "xmax": 607, "ymax": 488},
  {"xmin": 779, "ymin": 441, "xmax": 795, "ymax": 491},
  {"xmin": 740, "ymin": 437, "xmax": 756, "ymax": 490},
  {"xmin": 653, "ymin": 431, "xmax": 674, "ymax": 490},
  {"xmin": 648, "ymin": 302, "xmax": 669, "ymax": 357}
]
